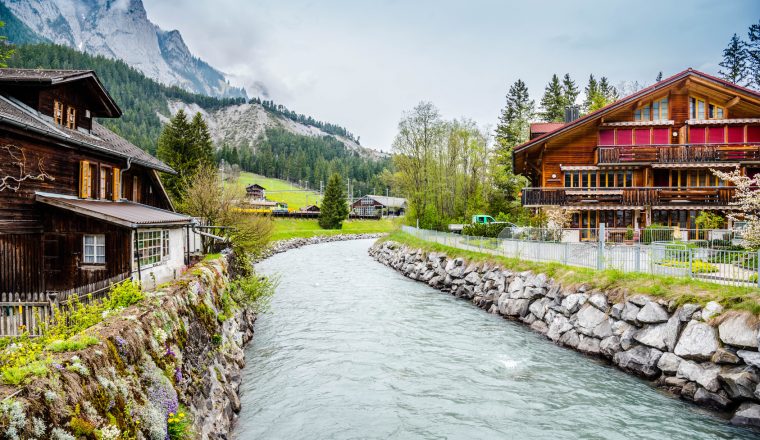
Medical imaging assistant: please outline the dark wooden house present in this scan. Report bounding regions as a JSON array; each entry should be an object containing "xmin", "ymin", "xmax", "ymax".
[
  {"xmin": 514, "ymin": 68, "xmax": 760, "ymax": 239},
  {"xmin": 0, "ymin": 68, "xmax": 192, "ymax": 295},
  {"xmin": 245, "ymin": 183, "xmax": 266, "ymax": 200},
  {"xmin": 351, "ymin": 195, "xmax": 407, "ymax": 217}
]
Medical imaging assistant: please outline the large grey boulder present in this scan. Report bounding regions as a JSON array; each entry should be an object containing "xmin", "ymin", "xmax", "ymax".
[
  {"xmin": 547, "ymin": 315, "xmax": 573, "ymax": 342},
  {"xmin": 676, "ymin": 303, "xmax": 701, "ymax": 322},
  {"xmin": 674, "ymin": 321, "xmax": 719, "ymax": 361},
  {"xmin": 621, "ymin": 302, "xmax": 641, "ymax": 323},
  {"xmin": 525, "ymin": 273, "xmax": 547, "ymax": 289},
  {"xmin": 620, "ymin": 326, "xmax": 638, "ymax": 351},
  {"xmin": 611, "ymin": 320, "xmax": 634, "ymax": 337},
  {"xmin": 561, "ymin": 293, "xmax": 587, "ymax": 315},
  {"xmin": 613, "ymin": 346, "xmax": 663, "ymax": 378},
  {"xmin": 600, "ymin": 336, "xmax": 622, "ymax": 357},
  {"xmin": 636, "ymin": 302, "xmax": 670, "ymax": 324},
  {"xmin": 731, "ymin": 403, "xmax": 760, "ymax": 428},
  {"xmin": 530, "ymin": 320, "xmax": 549, "ymax": 335},
  {"xmin": 634, "ymin": 315, "xmax": 681, "ymax": 352},
  {"xmin": 737, "ymin": 350, "xmax": 760, "ymax": 369},
  {"xmin": 712, "ymin": 348, "xmax": 741, "ymax": 364},
  {"xmin": 559, "ymin": 329, "xmax": 580, "ymax": 348},
  {"xmin": 657, "ymin": 352, "xmax": 683, "ymax": 375},
  {"xmin": 577, "ymin": 336, "xmax": 601, "ymax": 355},
  {"xmin": 718, "ymin": 314, "xmax": 759, "ymax": 348},
  {"xmin": 502, "ymin": 299, "xmax": 531, "ymax": 317},
  {"xmin": 588, "ymin": 293, "xmax": 609, "ymax": 312},
  {"xmin": 694, "ymin": 387, "xmax": 732, "ymax": 410},
  {"xmin": 718, "ymin": 368, "xmax": 759, "ymax": 400},
  {"xmin": 592, "ymin": 319, "xmax": 613, "ymax": 339},
  {"xmin": 610, "ymin": 303, "xmax": 624, "ymax": 320},
  {"xmin": 528, "ymin": 297, "xmax": 551, "ymax": 320},
  {"xmin": 701, "ymin": 301, "xmax": 723, "ymax": 321},
  {"xmin": 463, "ymin": 271, "xmax": 481, "ymax": 285},
  {"xmin": 676, "ymin": 360, "xmax": 721, "ymax": 392},
  {"xmin": 627, "ymin": 295, "xmax": 651, "ymax": 306},
  {"xmin": 575, "ymin": 304, "xmax": 607, "ymax": 336}
]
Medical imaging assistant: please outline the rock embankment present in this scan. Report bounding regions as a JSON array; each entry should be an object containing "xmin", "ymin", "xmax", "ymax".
[
  {"xmin": 257, "ymin": 233, "xmax": 384, "ymax": 260},
  {"xmin": 0, "ymin": 258, "xmax": 254, "ymax": 439},
  {"xmin": 371, "ymin": 241, "xmax": 760, "ymax": 428}
]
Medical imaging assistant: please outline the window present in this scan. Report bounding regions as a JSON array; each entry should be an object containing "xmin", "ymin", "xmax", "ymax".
[
  {"xmin": 690, "ymin": 97, "xmax": 706, "ymax": 119},
  {"xmin": 634, "ymin": 106, "xmax": 650, "ymax": 121},
  {"xmin": 653, "ymin": 97, "xmax": 668, "ymax": 120},
  {"xmin": 100, "ymin": 167, "xmax": 113, "ymax": 200},
  {"xmin": 708, "ymin": 103, "xmax": 725, "ymax": 119},
  {"xmin": 66, "ymin": 106, "xmax": 76, "ymax": 129},
  {"xmin": 135, "ymin": 230, "xmax": 170, "ymax": 267},
  {"xmin": 83, "ymin": 234, "xmax": 105, "ymax": 264},
  {"xmin": 53, "ymin": 100, "xmax": 64, "ymax": 125}
]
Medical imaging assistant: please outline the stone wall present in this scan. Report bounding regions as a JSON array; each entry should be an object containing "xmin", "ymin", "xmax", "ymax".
[
  {"xmin": 257, "ymin": 233, "xmax": 384, "ymax": 260},
  {"xmin": 371, "ymin": 241, "xmax": 760, "ymax": 428},
  {"xmin": 0, "ymin": 258, "xmax": 255, "ymax": 440}
]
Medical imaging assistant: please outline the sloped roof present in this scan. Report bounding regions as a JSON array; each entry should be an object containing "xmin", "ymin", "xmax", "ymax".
[
  {"xmin": 36, "ymin": 192, "xmax": 191, "ymax": 228},
  {"xmin": 530, "ymin": 122, "xmax": 565, "ymax": 134},
  {"xmin": 246, "ymin": 183, "xmax": 266, "ymax": 190},
  {"xmin": 0, "ymin": 95, "xmax": 174, "ymax": 173},
  {"xmin": 515, "ymin": 68, "xmax": 760, "ymax": 155},
  {"xmin": 0, "ymin": 68, "xmax": 121, "ymax": 117},
  {"xmin": 362, "ymin": 195, "xmax": 407, "ymax": 208}
]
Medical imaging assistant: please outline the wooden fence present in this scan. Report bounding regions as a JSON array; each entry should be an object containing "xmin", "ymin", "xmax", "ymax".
[{"xmin": 0, "ymin": 272, "xmax": 129, "ymax": 337}]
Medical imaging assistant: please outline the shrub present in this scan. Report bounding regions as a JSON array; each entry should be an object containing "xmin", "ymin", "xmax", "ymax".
[
  {"xmin": 462, "ymin": 223, "xmax": 508, "ymax": 238},
  {"xmin": 46, "ymin": 335, "xmax": 99, "ymax": 353},
  {"xmin": 106, "ymin": 279, "xmax": 145, "ymax": 309},
  {"xmin": 695, "ymin": 211, "xmax": 724, "ymax": 230},
  {"xmin": 229, "ymin": 275, "xmax": 276, "ymax": 312},
  {"xmin": 167, "ymin": 406, "xmax": 192, "ymax": 440}
]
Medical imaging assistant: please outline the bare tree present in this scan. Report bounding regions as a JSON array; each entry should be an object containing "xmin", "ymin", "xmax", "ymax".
[{"xmin": 0, "ymin": 145, "xmax": 55, "ymax": 192}]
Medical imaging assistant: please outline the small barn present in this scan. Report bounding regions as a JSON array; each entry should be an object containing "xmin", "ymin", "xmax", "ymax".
[
  {"xmin": 300, "ymin": 205, "xmax": 320, "ymax": 212},
  {"xmin": 351, "ymin": 195, "xmax": 407, "ymax": 217}
]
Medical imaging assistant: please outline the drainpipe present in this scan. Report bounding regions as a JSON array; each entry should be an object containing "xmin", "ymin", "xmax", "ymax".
[
  {"xmin": 132, "ymin": 228, "xmax": 142, "ymax": 285},
  {"xmin": 120, "ymin": 157, "xmax": 132, "ymax": 200}
]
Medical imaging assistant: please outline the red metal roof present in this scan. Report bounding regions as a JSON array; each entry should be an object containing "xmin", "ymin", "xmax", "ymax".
[
  {"xmin": 514, "ymin": 68, "xmax": 760, "ymax": 155},
  {"xmin": 530, "ymin": 122, "xmax": 566, "ymax": 134},
  {"xmin": 36, "ymin": 193, "xmax": 191, "ymax": 228}
]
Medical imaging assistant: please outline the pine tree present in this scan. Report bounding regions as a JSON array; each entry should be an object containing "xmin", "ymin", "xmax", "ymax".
[
  {"xmin": 561, "ymin": 73, "xmax": 579, "ymax": 108},
  {"xmin": 599, "ymin": 77, "xmax": 619, "ymax": 103},
  {"xmin": 540, "ymin": 74, "xmax": 565, "ymax": 122},
  {"xmin": 157, "ymin": 109, "xmax": 194, "ymax": 201},
  {"xmin": 189, "ymin": 112, "xmax": 214, "ymax": 167},
  {"xmin": 747, "ymin": 20, "xmax": 760, "ymax": 89},
  {"xmin": 719, "ymin": 33, "xmax": 749, "ymax": 85},
  {"xmin": 656, "ymin": 71, "xmax": 663, "ymax": 82},
  {"xmin": 583, "ymin": 74, "xmax": 600, "ymax": 113},
  {"xmin": 319, "ymin": 173, "xmax": 349, "ymax": 229}
]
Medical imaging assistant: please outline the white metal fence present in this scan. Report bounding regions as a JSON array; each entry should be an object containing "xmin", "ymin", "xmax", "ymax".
[{"xmin": 402, "ymin": 225, "xmax": 760, "ymax": 288}]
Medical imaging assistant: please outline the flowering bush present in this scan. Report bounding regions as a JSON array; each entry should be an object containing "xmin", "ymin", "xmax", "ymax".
[{"xmin": 167, "ymin": 406, "xmax": 192, "ymax": 440}]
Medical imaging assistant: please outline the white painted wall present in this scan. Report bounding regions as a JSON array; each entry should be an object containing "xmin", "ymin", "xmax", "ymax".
[{"xmin": 132, "ymin": 227, "xmax": 189, "ymax": 290}]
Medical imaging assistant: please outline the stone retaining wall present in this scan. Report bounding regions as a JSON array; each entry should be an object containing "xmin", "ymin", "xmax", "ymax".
[
  {"xmin": 370, "ymin": 240, "xmax": 760, "ymax": 428},
  {"xmin": 257, "ymin": 233, "xmax": 384, "ymax": 261}
]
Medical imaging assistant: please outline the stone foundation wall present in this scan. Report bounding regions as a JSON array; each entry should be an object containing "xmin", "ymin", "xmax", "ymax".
[{"xmin": 371, "ymin": 241, "xmax": 760, "ymax": 428}]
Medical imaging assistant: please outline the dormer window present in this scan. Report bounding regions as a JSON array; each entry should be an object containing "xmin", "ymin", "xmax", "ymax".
[
  {"xmin": 66, "ymin": 106, "xmax": 76, "ymax": 129},
  {"xmin": 634, "ymin": 97, "xmax": 668, "ymax": 121},
  {"xmin": 53, "ymin": 100, "xmax": 64, "ymax": 125}
]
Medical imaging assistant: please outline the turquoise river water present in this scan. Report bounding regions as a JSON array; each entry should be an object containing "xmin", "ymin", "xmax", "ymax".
[{"xmin": 234, "ymin": 239, "xmax": 758, "ymax": 439}]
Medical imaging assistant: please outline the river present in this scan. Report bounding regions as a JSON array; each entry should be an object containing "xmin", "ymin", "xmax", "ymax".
[{"xmin": 234, "ymin": 239, "xmax": 757, "ymax": 439}]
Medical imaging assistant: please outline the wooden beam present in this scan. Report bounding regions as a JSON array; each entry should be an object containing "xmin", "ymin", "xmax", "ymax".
[{"xmin": 725, "ymin": 96, "xmax": 741, "ymax": 108}]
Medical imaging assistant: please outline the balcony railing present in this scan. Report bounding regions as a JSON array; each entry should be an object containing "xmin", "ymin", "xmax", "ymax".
[
  {"xmin": 598, "ymin": 144, "xmax": 760, "ymax": 164},
  {"xmin": 522, "ymin": 186, "xmax": 736, "ymax": 207}
]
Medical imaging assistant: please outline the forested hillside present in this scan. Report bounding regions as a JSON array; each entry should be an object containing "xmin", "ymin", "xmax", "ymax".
[
  {"xmin": 6, "ymin": 43, "xmax": 390, "ymax": 194},
  {"xmin": 218, "ymin": 129, "xmax": 390, "ymax": 196}
]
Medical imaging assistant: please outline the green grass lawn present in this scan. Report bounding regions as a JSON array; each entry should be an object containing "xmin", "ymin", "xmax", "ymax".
[
  {"xmin": 271, "ymin": 218, "xmax": 401, "ymax": 241},
  {"xmin": 382, "ymin": 231, "xmax": 760, "ymax": 314},
  {"xmin": 236, "ymin": 172, "xmax": 322, "ymax": 209}
]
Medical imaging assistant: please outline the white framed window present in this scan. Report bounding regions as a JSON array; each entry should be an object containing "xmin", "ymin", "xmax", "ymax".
[
  {"xmin": 83, "ymin": 234, "xmax": 106, "ymax": 264},
  {"xmin": 135, "ymin": 229, "xmax": 170, "ymax": 267}
]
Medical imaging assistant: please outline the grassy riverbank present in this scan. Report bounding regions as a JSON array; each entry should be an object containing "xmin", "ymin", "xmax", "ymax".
[
  {"xmin": 271, "ymin": 218, "xmax": 401, "ymax": 241},
  {"xmin": 382, "ymin": 231, "xmax": 760, "ymax": 314}
]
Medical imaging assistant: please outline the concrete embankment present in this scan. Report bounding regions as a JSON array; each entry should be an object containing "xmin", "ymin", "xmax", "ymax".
[{"xmin": 370, "ymin": 240, "xmax": 760, "ymax": 428}]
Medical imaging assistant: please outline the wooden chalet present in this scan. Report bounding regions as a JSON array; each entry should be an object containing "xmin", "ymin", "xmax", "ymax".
[
  {"xmin": 0, "ymin": 68, "xmax": 193, "ymax": 296},
  {"xmin": 351, "ymin": 195, "xmax": 407, "ymax": 217},
  {"xmin": 245, "ymin": 183, "xmax": 265, "ymax": 200},
  {"xmin": 515, "ymin": 68, "xmax": 760, "ymax": 238}
]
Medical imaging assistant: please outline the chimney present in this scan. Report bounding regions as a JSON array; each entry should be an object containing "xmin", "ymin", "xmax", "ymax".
[{"xmin": 564, "ymin": 105, "xmax": 580, "ymax": 123}]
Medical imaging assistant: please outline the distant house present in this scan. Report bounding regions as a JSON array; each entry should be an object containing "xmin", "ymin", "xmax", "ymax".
[
  {"xmin": 245, "ymin": 183, "xmax": 266, "ymax": 200},
  {"xmin": 0, "ymin": 68, "xmax": 193, "ymax": 295},
  {"xmin": 248, "ymin": 199, "xmax": 277, "ymax": 209},
  {"xmin": 300, "ymin": 204, "xmax": 320, "ymax": 212},
  {"xmin": 351, "ymin": 195, "xmax": 407, "ymax": 217}
]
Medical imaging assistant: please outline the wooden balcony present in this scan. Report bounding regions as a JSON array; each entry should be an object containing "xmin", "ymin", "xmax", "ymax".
[
  {"xmin": 522, "ymin": 187, "xmax": 736, "ymax": 207},
  {"xmin": 598, "ymin": 144, "xmax": 760, "ymax": 165}
]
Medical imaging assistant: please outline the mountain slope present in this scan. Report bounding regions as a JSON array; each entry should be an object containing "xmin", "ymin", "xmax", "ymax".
[{"xmin": 1, "ymin": 0, "xmax": 247, "ymax": 99}]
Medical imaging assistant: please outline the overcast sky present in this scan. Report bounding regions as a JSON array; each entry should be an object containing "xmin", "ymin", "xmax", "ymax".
[{"xmin": 143, "ymin": 0, "xmax": 759, "ymax": 151}]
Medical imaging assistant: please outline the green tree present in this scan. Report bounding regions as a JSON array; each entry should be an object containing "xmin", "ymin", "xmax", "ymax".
[
  {"xmin": 584, "ymin": 75, "xmax": 618, "ymax": 113},
  {"xmin": 656, "ymin": 71, "xmax": 663, "ymax": 82},
  {"xmin": 599, "ymin": 77, "xmax": 619, "ymax": 103},
  {"xmin": 561, "ymin": 73, "xmax": 579, "ymax": 108},
  {"xmin": 539, "ymin": 74, "xmax": 565, "ymax": 122},
  {"xmin": 0, "ymin": 21, "xmax": 14, "ymax": 67},
  {"xmin": 747, "ymin": 21, "xmax": 760, "ymax": 88},
  {"xmin": 319, "ymin": 173, "xmax": 349, "ymax": 229},
  {"xmin": 157, "ymin": 110, "xmax": 195, "ymax": 201},
  {"xmin": 190, "ymin": 112, "xmax": 214, "ymax": 167},
  {"xmin": 719, "ymin": 33, "xmax": 749, "ymax": 85}
]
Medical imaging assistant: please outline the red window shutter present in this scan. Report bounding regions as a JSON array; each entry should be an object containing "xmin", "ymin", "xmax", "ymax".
[
  {"xmin": 690, "ymin": 127, "xmax": 706, "ymax": 144},
  {"xmin": 708, "ymin": 126, "xmax": 725, "ymax": 144},
  {"xmin": 598, "ymin": 129, "xmax": 614, "ymax": 146},
  {"xmin": 652, "ymin": 128, "xmax": 669, "ymax": 144},
  {"xmin": 634, "ymin": 128, "xmax": 651, "ymax": 145},
  {"xmin": 748, "ymin": 125, "xmax": 760, "ymax": 143},
  {"xmin": 727, "ymin": 126, "xmax": 744, "ymax": 144},
  {"xmin": 616, "ymin": 129, "xmax": 632, "ymax": 145}
]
